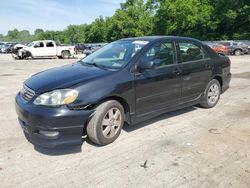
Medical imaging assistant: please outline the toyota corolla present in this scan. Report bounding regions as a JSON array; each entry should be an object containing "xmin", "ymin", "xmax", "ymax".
[{"xmin": 15, "ymin": 36, "xmax": 231, "ymax": 148}]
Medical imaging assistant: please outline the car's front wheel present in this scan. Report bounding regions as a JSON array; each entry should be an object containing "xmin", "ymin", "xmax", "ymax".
[
  {"xmin": 86, "ymin": 100, "xmax": 125, "ymax": 146},
  {"xmin": 200, "ymin": 79, "xmax": 221, "ymax": 108}
]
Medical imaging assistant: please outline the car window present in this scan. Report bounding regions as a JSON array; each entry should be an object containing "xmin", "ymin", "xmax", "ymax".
[
  {"xmin": 142, "ymin": 41, "xmax": 176, "ymax": 68},
  {"xmin": 179, "ymin": 42, "xmax": 208, "ymax": 62},
  {"xmin": 80, "ymin": 40, "xmax": 149, "ymax": 69},
  {"xmin": 46, "ymin": 42, "xmax": 54, "ymax": 47},
  {"xmin": 219, "ymin": 42, "xmax": 228, "ymax": 46},
  {"xmin": 34, "ymin": 42, "xmax": 44, "ymax": 48}
]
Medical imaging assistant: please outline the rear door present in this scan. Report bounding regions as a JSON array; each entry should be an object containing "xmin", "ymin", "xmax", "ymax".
[
  {"xmin": 177, "ymin": 41, "xmax": 212, "ymax": 103},
  {"xmin": 135, "ymin": 40, "xmax": 182, "ymax": 116},
  {"xmin": 44, "ymin": 41, "xmax": 57, "ymax": 56}
]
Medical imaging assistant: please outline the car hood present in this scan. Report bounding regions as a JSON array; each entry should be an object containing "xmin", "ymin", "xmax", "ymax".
[{"xmin": 25, "ymin": 63, "xmax": 111, "ymax": 94}]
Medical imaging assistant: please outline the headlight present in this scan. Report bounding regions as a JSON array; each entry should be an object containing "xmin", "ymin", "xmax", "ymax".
[{"xmin": 34, "ymin": 89, "xmax": 78, "ymax": 106}]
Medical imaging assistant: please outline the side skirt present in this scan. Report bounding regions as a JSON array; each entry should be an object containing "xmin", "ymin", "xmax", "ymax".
[{"xmin": 130, "ymin": 98, "xmax": 201, "ymax": 125}]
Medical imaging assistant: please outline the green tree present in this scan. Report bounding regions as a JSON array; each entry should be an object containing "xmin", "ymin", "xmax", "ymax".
[
  {"xmin": 64, "ymin": 24, "xmax": 87, "ymax": 44},
  {"xmin": 34, "ymin": 29, "xmax": 44, "ymax": 35},
  {"xmin": 1, "ymin": 0, "xmax": 249, "ymax": 42},
  {"xmin": 209, "ymin": 0, "xmax": 250, "ymax": 39},
  {"xmin": 18, "ymin": 30, "xmax": 30, "ymax": 42},
  {"xmin": 107, "ymin": 0, "xmax": 154, "ymax": 41},
  {"xmin": 0, "ymin": 34, "xmax": 4, "ymax": 41},
  {"xmin": 85, "ymin": 17, "xmax": 109, "ymax": 43},
  {"xmin": 7, "ymin": 29, "xmax": 19, "ymax": 40},
  {"xmin": 153, "ymin": 0, "xmax": 214, "ymax": 39}
]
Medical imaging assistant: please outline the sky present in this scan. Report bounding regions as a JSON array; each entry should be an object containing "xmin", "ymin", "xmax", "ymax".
[{"xmin": 0, "ymin": 0, "xmax": 125, "ymax": 35}]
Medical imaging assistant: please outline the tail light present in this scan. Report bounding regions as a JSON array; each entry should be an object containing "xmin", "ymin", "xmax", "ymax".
[{"xmin": 227, "ymin": 58, "xmax": 231, "ymax": 65}]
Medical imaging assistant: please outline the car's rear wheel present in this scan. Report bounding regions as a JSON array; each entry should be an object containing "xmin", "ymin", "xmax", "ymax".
[
  {"xmin": 200, "ymin": 79, "xmax": 221, "ymax": 108},
  {"xmin": 234, "ymin": 49, "xmax": 242, "ymax": 56},
  {"xmin": 61, "ymin": 51, "xmax": 70, "ymax": 59},
  {"xmin": 86, "ymin": 100, "xmax": 125, "ymax": 146}
]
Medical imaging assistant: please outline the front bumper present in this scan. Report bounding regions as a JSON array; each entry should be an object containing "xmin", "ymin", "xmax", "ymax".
[{"xmin": 15, "ymin": 92, "xmax": 93, "ymax": 149}]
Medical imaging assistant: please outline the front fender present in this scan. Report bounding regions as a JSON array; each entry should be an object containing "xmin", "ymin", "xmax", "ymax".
[{"xmin": 68, "ymin": 70, "xmax": 135, "ymax": 117}]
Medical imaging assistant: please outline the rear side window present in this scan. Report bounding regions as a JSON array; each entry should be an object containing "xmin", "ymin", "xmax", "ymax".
[
  {"xmin": 142, "ymin": 41, "xmax": 176, "ymax": 68},
  {"xmin": 46, "ymin": 42, "xmax": 54, "ymax": 47},
  {"xmin": 179, "ymin": 42, "xmax": 208, "ymax": 63}
]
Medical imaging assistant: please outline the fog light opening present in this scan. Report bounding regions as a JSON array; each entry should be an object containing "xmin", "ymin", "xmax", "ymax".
[{"xmin": 39, "ymin": 130, "xmax": 59, "ymax": 137}]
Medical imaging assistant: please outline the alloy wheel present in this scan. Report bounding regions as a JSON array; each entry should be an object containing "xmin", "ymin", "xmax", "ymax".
[
  {"xmin": 207, "ymin": 83, "xmax": 220, "ymax": 105},
  {"xmin": 101, "ymin": 108, "xmax": 122, "ymax": 138}
]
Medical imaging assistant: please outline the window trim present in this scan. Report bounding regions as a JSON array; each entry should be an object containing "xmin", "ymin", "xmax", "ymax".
[
  {"xmin": 141, "ymin": 40, "xmax": 177, "ymax": 69},
  {"xmin": 177, "ymin": 40, "xmax": 210, "ymax": 64},
  {"xmin": 34, "ymin": 42, "xmax": 45, "ymax": 48},
  {"xmin": 46, "ymin": 42, "xmax": 55, "ymax": 47}
]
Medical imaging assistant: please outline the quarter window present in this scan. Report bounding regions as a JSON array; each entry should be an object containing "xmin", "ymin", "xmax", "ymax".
[
  {"xmin": 179, "ymin": 42, "xmax": 208, "ymax": 62},
  {"xmin": 142, "ymin": 41, "xmax": 176, "ymax": 68}
]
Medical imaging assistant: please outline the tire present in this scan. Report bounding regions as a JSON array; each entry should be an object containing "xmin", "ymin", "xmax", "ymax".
[
  {"xmin": 61, "ymin": 51, "xmax": 70, "ymax": 59},
  {"xmin": 86, "ymin": 100, "xmax": 125, "ymax": 146},
  {"xmin": 200, "ymin": 79, "xmax": 221, "ymax": 108},
  {"xmin": 234, "ymin": 49, "xmax": 242, "ymax": 56}
]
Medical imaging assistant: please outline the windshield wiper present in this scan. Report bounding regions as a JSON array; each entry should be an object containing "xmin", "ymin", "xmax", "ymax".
[
  {"xmin": 82, "ymin": 61, "xmax": 118, "ymax": 71},
  {"xmin": 84, "ymin": 62, "xmax": 107, "ymax": 69}
]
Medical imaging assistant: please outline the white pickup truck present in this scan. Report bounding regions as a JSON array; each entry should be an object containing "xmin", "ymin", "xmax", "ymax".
[{"xmin": 14, "ymin": 40, "xmax": 76, "ymax": 59}]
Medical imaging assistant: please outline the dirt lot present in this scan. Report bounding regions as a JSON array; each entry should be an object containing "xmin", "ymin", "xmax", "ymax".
[{"xmin": 0, "ymin": 54, "xmax": 249, "ymax": 188}]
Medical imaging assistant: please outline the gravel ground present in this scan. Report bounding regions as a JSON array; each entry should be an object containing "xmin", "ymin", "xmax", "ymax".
[{"xmin": 0, "ymin": 54, "xmax": 249, "ymax": 188}]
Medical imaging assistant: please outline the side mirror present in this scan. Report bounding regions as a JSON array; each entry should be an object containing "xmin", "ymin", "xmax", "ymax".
[{"xmin": 137, "ymin": 61, "xmax": 155, "ymax": 72}]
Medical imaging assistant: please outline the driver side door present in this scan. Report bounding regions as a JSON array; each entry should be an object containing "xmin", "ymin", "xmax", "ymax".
[
  {"xmin": 32, "ymin": 41, "xmax": 46, "ymax": 57},
  {"xmin": 134, "ymin": 40, "xmax": 182, "ymax": 116}
]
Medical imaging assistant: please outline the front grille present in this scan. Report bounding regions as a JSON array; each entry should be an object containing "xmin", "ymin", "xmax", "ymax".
[{"xmin": 21, "ymin": 85, "xmax": 35, "ymax": 102}]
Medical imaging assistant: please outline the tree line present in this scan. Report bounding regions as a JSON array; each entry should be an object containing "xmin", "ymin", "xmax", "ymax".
[{"xmin": 0, "ymin": 0, "xmax": 249, "ymax": 44}]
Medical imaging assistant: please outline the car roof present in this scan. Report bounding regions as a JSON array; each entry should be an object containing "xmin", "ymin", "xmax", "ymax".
[
  {"xmin": 120, "ymin": 36, "xmax": 201, "ymax": 43},
  {"xmin": 32, "ymin": 40, "xmax": 54, "ymax": 43}
]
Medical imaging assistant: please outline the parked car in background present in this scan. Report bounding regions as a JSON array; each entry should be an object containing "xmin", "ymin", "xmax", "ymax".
[
  {"xmin": 74, "ymin": 44, "xmax": 88, "ymax": 54},
  {"xmin": 237, "ymin": 41, "xmax": 250, "ymax": 54},
  {"xmin": 211, "ymin": 44, "xmax": 229, "ymax": 55},
  {"xmin": 218, "ymin": 41, "xmax": 248, "ymax": 55},
  {"xmin": 15, "ymin": 36, "xmax": 231, "ymax": 148},
  {"xmin": 83, "ymin": 43, "xmax": 107, "ymax": 56},
  {"xmin": 203, "ymin": 41, "xmax": 215, "ymax": 48},
  {"xmin": 0, "ymin": 42, "xmax": 17, "ymax": 53},
  {"xmin": 0, "ymin": 42, "xmax": 7, "ymax": 49},
  {"xmin": 0, "ymin": 42, "xmax": 9, "ymax": 53},
  {"xmin": 14, "ymin": 40, "xmax": 76, "ymax": 59},
  {"xmin": 83, "ymin": 46, "xmax": 96, "ymax": 56}
]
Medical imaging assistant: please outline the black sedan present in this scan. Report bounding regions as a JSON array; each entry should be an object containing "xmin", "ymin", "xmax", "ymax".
[{"xmin": 15, "ymin": 36, "xmax": 231, "ymax": 149}]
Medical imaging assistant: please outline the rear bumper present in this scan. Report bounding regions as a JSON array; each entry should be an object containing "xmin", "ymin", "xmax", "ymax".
[
  {"xmin": 222, "ymin": 68, "xmax": 232, "ymax": 93},
  {"xmin": 15, "ymin": 92, "xmax": 93, "ymax": 149}
]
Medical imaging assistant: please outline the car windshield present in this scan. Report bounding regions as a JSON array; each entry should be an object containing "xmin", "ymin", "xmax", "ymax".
[
  {"xmin": 80, "ymin": 40, "xmax": 149, "ymax": 69},
  {"xmin": 27, "ymin": 42, "xmax": 34, "ymax": 47}
]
